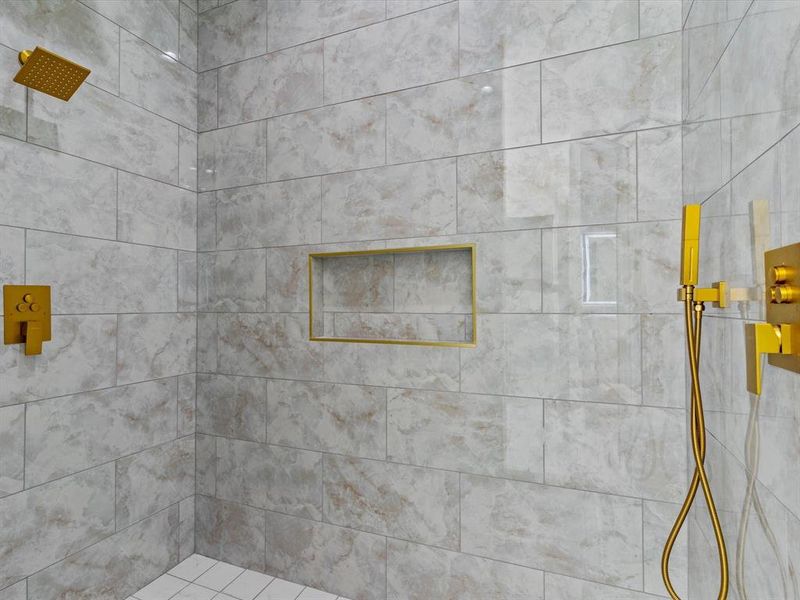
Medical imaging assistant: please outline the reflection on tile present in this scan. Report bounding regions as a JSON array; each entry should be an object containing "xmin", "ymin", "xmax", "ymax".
[
  {"xmin": 323, "ymin": 455, "xmax": 459, "ymax": 548},
  {"xmin": 457, "ymin": 133, "xmax": 636, "ymax": 232},
  {"xmin": 387, "ymin": 64, "xmax": 541, "ymax": 163},
  {"xmin": 218, "ymin": 41, "xmax": 323, "ymax": 127},
  {"xmin": 0, "ymin": 136, "xmax": 117, "ymax": 238},
  {"xmin": 199, "ymin": 0, "xmax": 267, "ymax": 70},
  {"xmin": 198, "ymin": 249, "xmax": 267, "ymax": 311},
  {"xmin": 542, "ymin": 34, "xmax": 681, "ymax": 142},
  {"xmin": 388, "ymin": 389, "xmax": 543, "ymax": 482},
  {"xmin": 387, "ymin": 539, "xmax": 544, "ymax": 600},
  {"xmin": 461, "ymin": 474, "xmax": 643, "ymax": 588},
  {"xmin": 267, "ymin": 380, "xmax": 386, "ymax": 460},
  {"xmin": 195, "ymin": 495, "xmax": 265, "ymax": 571},
  {"xmin": 265, "ymin": 511, "xmax": 386, "ymax": 600},
  {"xmin": 117, "ymin": 313, "xmax": 196, "ymax": 384},
  {"xmin": 196, "ymin": 373, "xmax": 266, "ymax": 442},
  {"xmin": 199, "ymin": 121, "xmax": 267, "ymax": 191},
  {"xmin": 459, "ymin": 0, "xmax": 638, "ymax": 74},
  {"xmin": 0, "ymin": 404, "xmax": 24, "ymax": 497},
  {"xmin": 0, "ymin": 46, "xmax": 25, "ymax": 140},
  {"xmin": 85, "ymin": 0, "xmax": 180, "ymax": 56},
  {"xmin": 324, "ymin": 3, "xmax": 458, "ymax": 103},
  {"xmin": 0, "ymin": 464, "xmax": 115, "ymax": 590},
  {"xmin": 25, "ymin": 379, "xmax": 177, "ymax": 486}
]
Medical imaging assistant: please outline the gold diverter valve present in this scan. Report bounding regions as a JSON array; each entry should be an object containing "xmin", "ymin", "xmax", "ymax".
[{"xmin": 3, "ymin": 285, "xmax": 51, "ymax": 355}]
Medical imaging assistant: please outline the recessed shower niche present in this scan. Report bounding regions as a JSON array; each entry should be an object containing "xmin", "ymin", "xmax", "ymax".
[{"xmin": 308, "ymin": 244, "xmax": 476, "ymax": 347}]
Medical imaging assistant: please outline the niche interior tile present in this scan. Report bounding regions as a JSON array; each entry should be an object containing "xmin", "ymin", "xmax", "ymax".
[
  {"xmin": 331, "ymin": 312, "xmax": 469, "ymax": 343},
  {"xmin": 218, "ymin": 41, "xmax": 323, "ymax": 127},
  {"xmin": 541, "ymin": 33, "xmax": 681, "ymax": 142},
  {"xmin": 387, "ymin": 63, "xmax": 541, "ymax": 163},
  {"xmin": 267, "ymin": 98, "xmax": 386, "ymax": 181},
  {"xmin": 199, "ymin": 0, "xmax": 267, "ymax": 70},
  {"xmin": 323, "ymin": 455, "xmax": 459, "ymax": 548},
  {"xmin": 321, "ymin": 254, "xmax": 394, "ymax": 313},
  {"xmin": 324, "ymin": 3, "xmax": 458, "ymax": 103},
  {"xmin": 195, "ymin": 495, "xmax": 266, "ymax": 571},
  {"xmin": 84, "ymin": 0, "xmax": 181, "ymax": 56},
  {"xmin": 457, "ymin": 133, "xmax": 636, "ymax": 232},
  {"xmin": 392, "ymin": 249, "xmax": 472, "ymax": 314},
  {"xmin": 459, "ymin": 0, "xmax": 638, "ymax": 74},
  {"xmin": 118, "ymin": 171, "xmax": 197, "ymax": 251},
  {"xmin": 25, "ymin": 379, "xmax": 177, "ymax": 486},
  {"xmin": 267, "ymin": 380, "xmax": 386, "ymax": 460},
  {"xmin": 0, "ymin": 404, "xmax": 24, "ymax": 497},
  {"xmin": 387, "ymin": 539, "xmax": 544, "ymax": 600},
  {"xmin": 0, "ymin": 464, "xmax": 115, "ymax": 590},
  {"xmin": 196, "ymin": 373, "xmax": 266, "ymax": 442},
  {"xmin": 117, "ymin": 313, "xmax": 196, "ymax": 385},
  {"xmin": 0, "ymin": 226, "xmax": 25, "ymax": 290},
  {"xmin": 0, "ymin": 46, "xmax": 25, "ymax": 140},
  {"xmin": 461, "ymin": 474, "xmax": 643, "ymax": 588},
  {"xmin": 199, "ymin": 121, "xmax": 267, "ymax": 191},
  {"xmin": 116, "ymin": 437, "xmax": 195, "ymax": 529},
  {"xmin": 198, "ymin": 249, "xmax": 267, "ymax": 312},
  {"xmin": 0, "ymin": 136, "xmax": 117, "ymax": 238}
]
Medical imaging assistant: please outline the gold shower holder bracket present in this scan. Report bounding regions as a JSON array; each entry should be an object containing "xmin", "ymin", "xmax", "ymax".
[{"xmin": 3, "ymin": 285, "xmax": 51, "ymax": 356}]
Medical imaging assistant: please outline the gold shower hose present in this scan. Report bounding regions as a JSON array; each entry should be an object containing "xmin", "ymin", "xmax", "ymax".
[{"xmin": 661, "ymin": 286, "xmax": 730, "ymax": 599}]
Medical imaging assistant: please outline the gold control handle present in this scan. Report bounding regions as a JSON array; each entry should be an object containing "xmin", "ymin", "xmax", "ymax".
[
  {"xmin": 745, "ymin": 323, "xmax": 782, "ymax": 395},
  {"xmin": 3, "ymin": 285, "xmax": 52, "ymax": 356}
]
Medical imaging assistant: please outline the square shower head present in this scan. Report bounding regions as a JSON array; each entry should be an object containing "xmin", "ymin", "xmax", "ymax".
[{"xmin": 13, "ymin": 46, "xmax": 91, "ymax": 101}]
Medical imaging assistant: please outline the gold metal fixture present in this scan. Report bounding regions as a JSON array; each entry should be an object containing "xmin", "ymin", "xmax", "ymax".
[
  {"xmin": 3, "ymin": 285, "xmax": 52, "ymax": 355},
  {"xmin": 745, "ymin": 242, "xmax": 800, "ymax": 395},
  {"xmin": 307, "ymin": 244, "xmax": 477, "ymax": 348},
  {"xmin": 662, "ymin": 204, "xmax": 730, "ymax": 600},
  {"xmin": 13, "ymin": 47, "xmax": 91, "ymax": 101}
]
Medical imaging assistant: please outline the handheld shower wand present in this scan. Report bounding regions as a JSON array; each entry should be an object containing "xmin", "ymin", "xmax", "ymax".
[{"xmin": 661, "ymin": 204, "xmax": 730, "ymax": 600}]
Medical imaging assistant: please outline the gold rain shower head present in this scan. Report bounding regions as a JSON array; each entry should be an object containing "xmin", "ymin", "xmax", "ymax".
[{"xmin": 13, "ymin": 47, "xmax": 90, "ymax": 101}]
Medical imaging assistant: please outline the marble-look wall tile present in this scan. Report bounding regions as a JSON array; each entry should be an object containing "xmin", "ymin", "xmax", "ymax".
[
  {"xmin": 217, "ymin": 313, "xmax": 323, "ymax": 379},
  {"xmin": 0, "ymin": 0, "xmax": 120, "ymax": 94},
  {"xmin": 387, "ymin": 64, "xmax": 541, "ymax": 164},
  {"xmin": 459, "ymin": 0, "xmax": 638, "ymax": 74},
  {"xmin": 637, "ymin": 126, "xmax": 683, "ymax": 220},
  {"xmin": 267, "ymin": 98, "xmax": 386, "ymax": 180},
  {"xmin": 116, "ymin": 437, "xmax": 195, "ymax": 528},
  {"xmin": 544, "ymin": 573, "xmax": 660, "ymax": 600},
  {"xmin": 457, "ymin": 133, "xmax": 636, "ymax": 232},
  {"xmin": 195, "ymin": 495, "xmax": 266, "ymax": 570},
  {"xmin": 387, "ymin": 389, "xmax": 543, "ymax": 482},
  {"xmin": 199, "ymin": 0, "xmax": 267, "ymax": 70},
  {"xmin": 267, "ymin": 0, "xmax": 386, "ymax": 51},
  {"xmin": 542, "ymin": 33, "xmax": 681, "ymax": 142},
  {"xmin": 267, "ymin": 380, "xmax": 386, "ymax": 460},
  {"xmin": 118, "ymin": 172, "xmax": 197, "ymax": 251},
  {"xmin": 642, "ymin": 315, "xmax": 685, "ymax": 409},
  {"xmin": 461, "ymin": 474, "xmax": 643, "ymax": 588},
  {"xmin": 387, "ymin": 539, "xmax": 545, "ymax": 600},
  {"xmin": 25, "ymin": 379, "xmax": 177, "ymax": 486},
  {"xmin": 26, "ymin": 231, "xmax": 177, "ymax": 314},
  {"xmin": 321, "ymin": 159, "xmax": 456, "ymax": 242},
  {"xmin": 0, "ymin": 464, "xmax": 115, "ymax": 589},
  {"xmin": 198, "ymin": 249, "xmax": 267, "ymax": 311},
  {"xmin": 180, "ymin": 2, "xmax": 199, "ymax": 69},
  {"xmin": 199, "ymin": 121, "xmax": 267, "ymax": 191},
  {"xmin": 324, "ymin": 3, "xmax": 458, "ymax": 103},
  {"xmin": 0, "ymin": 46, "xmax": 26, "ymax": 140},
  {"xmin": 0, "ymin": 581, "xmax": 25, "ymax": 600},
  {"xmin": 198, "ymin": 192, "xmax": 218, "ymax": 250},
  {"xmin": 179, "ymin": 127, "xmax": 198, "ymax": 191},
  {"xmin": 0, "ymin": 315, "xmax": 116, "ymax": 406},
  {"xmin": 0, "ymin": 226, "xmax": 25, "ymax": 291},
  {"xmin": 27, "ymin": 507, "xmax": 179, "ymax": 600},
  {"xmin": 216, "ymin": 179, "xmax": 322, "ymax": 249},
  {"xmin": 386, "ymin": 0, "xmax": 448, "ymax": 18},
  {"xmin": 198, "ymin": 70, "xmax": 219, "ymax": 131},
  {"xmin": 196, "ymin": 373, "xmax": 266, "ymax": 442},
  {"xmin": 197, "ymin": 313, "xmax": 219, "ymax": 372},
  {"xmin": 544, "ymin": 401, "xmax": 685, "ymax": 501},
  {"xmin": 200, "ymin": 0, "xmax": 219, "ymax": 13},
  {"xmin": 323, "ymin": 455, "xmax": 459, "ymax": 548},
  {"xmin": 0, "ymin": 136, "xmax": 117, "ymax": 238},
  {"xmin": 0, "ymin": 405, "xmax": 24, "ymax": 497},
  {"xmin": 218, "ymin": 41, "xmax": 323, "ymax": 127},
  {"xmin": 196, "ymin": 434, "xmax": 217, "ymax": 496},
  {"xmin": 178, "ymin": 251, "xmax": 198, "ymax": 312},
  {"xmin": 640, "ymin": 0, "xmax": 683, "ymax": 36},
  {"xmin": 28, "ymin": 84, "xmax": 179, "ymax": 184},
  {"xmin": 265, "ymin": 512, "xmax": 386, "ymax": 600},
  {"xmin": 178, "ymin": 374, "xmax": 197, "ymax": 437},
  {"xmin": 179, "ymin": 496, "xmax": 196, "ymax": 560},
  {"xmin": 120, "ymin": 30, "xmax": 197, "ymax": 130},
  {"xmin": 85, "ymin": 0, "xmax": 180, "ymax": 56}
]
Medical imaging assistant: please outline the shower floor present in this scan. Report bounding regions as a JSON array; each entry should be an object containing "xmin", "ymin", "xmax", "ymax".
[{"xmin": 127, "ymin": 554, "xmax": 351, "ymax": 600}]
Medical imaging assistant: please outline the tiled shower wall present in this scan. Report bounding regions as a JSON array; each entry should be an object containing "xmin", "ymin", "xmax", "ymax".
[
  {"xmin": 196, "ymin": 1, "xmax": 689, "ymax": 599},
  {"xmin": 0, "ymin": 1, "xmax": 198, "ymax": 598},
  {"xmin": 683, "ymin": 0, "xmax": 800, "ymax": 598}
]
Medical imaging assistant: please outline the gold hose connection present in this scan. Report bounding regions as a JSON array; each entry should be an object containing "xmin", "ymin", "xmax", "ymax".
[{"xmin": 661, "ymin": 285, "xmax": 729, "ymax": 599}]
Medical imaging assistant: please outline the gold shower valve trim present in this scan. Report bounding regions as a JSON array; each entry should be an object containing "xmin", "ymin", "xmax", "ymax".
[{"xmin": 3, "ymin": 285, "xmax": 51, "ymax": 356}]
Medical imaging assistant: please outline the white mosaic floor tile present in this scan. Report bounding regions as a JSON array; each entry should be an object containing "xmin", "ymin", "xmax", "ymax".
[
  {"xmin": 195, "ymin": 562, "xmax": 246, "ymax": 591},
  {"xmin": 169, "ymin": 554, "xmax": 219, "ymax": 582}
]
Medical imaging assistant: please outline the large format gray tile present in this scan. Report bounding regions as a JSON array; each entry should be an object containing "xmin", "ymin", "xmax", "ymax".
[
  {"xmin": 324, "ymin": 2, "xmax": 458, "ymax": 103},
  {"xmin": 178, "ymin": 251, "xmax": 199, "ymax": 311},
  {"xmin": 542, "ymin": 33, "xmax": 681, "ymax": 142},
  {"xmin": 218, "ymin": 41, "xmax": 323, "ymax": 127},
  {"xmin": 196, "ymin": 373, "xmax": 266, "ymax": 442},
  {"xmin": 198, "ymin": 249, "xmax": 267, "ymax": 311},
  {"xmin": 26, "ymin": 231, "xmax": 177, "ymax": 314},
  {"xmin": 0, "ymin": 226, "xmax": 25, "ymax": 290},
  {"xmin": 459, "ymin": 0, "xmax": 638, "ymax": 74},
  {"xmin": 0, "ymin": 136, "xmax": 117, "ymax": 238},
  {"xmin": 637, "ymin": 125, "xmax": 683, "ymax": 220},
  {"xmin": 196, "ymin": 495, "xmax": 266, "ymax": 571},
  {"xmin": 323, "ymin": 455, "xmax": 459, "ymax": 548},
  {"xmin": 199, "ymin": 70, "xmax": 218, "ymax": 131},
  {"xmin": 199, "ymin": 0, "xmax": 267, "ymax": 70},
  {"xmin": 28, "ymin": 84, "xmax": 179, "ymax": 184},
  {"xmin": 27, "ymin": 507, "xmax": 179, "ymax": 600},
  {"xmin": 265, "ymin": 512, "xmax": 386, "ymax": 600},
  {"xmin": 25, "ymin": 379, "xmax": 177, "ymax": 486},
  {"xmin": 544, "ymin": 573, "xmax": 661, "ymax": 600},
  {"xmin": 0, "ymin": 581, "xmax": 25, "ymax": 600},
  {"xmin": 267, "ymin": 380, "xmax": 386, "ymax": 460},
  {"xmin": 116, "ymin": 437, "xmax": 195, "ymax": 528},
  {"xmin": 196, "ymin": 434, "xmax": 217, "ymax": 496},
  {"xmin": 461, "ymin": 475, "xmax": 643, "ymax": 588},
  {"xmin": 0, "ymin": 464, "xmax": 115, "ymax": 589},
  {"xmin": 0, "ymin": 404, "xmax": 24, "ymax": 497},
  {"xmin": 0, "ymin": 46, "xmax": 26, "ymax": 140},
  {"xmin": 179, "ymin": 1, "xmax": 198, "ymax": 69},
  {"xmin": 84, "ymin": 0, "xmax": 181, "ymax": 56},
  {"xmin": 178, "ymin": 374, "xmax": 197, "ymax": 437},
  {"xmin": 179, "ymin": 496, "xmax": 195, "ymax": 561},
  {"xmin": 199, "ymin": 121, "xmax": 267, "ymax": 191}
]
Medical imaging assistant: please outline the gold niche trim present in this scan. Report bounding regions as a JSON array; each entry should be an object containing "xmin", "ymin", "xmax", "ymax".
[{"xmin": 308, "ymin": 243, "xmax": 477, "ymax": 348}]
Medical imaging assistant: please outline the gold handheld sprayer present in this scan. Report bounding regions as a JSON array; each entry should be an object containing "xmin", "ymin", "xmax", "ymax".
[{"xmin": 661, "ymin": 204, "xmax": 730, "ymax": 600}]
